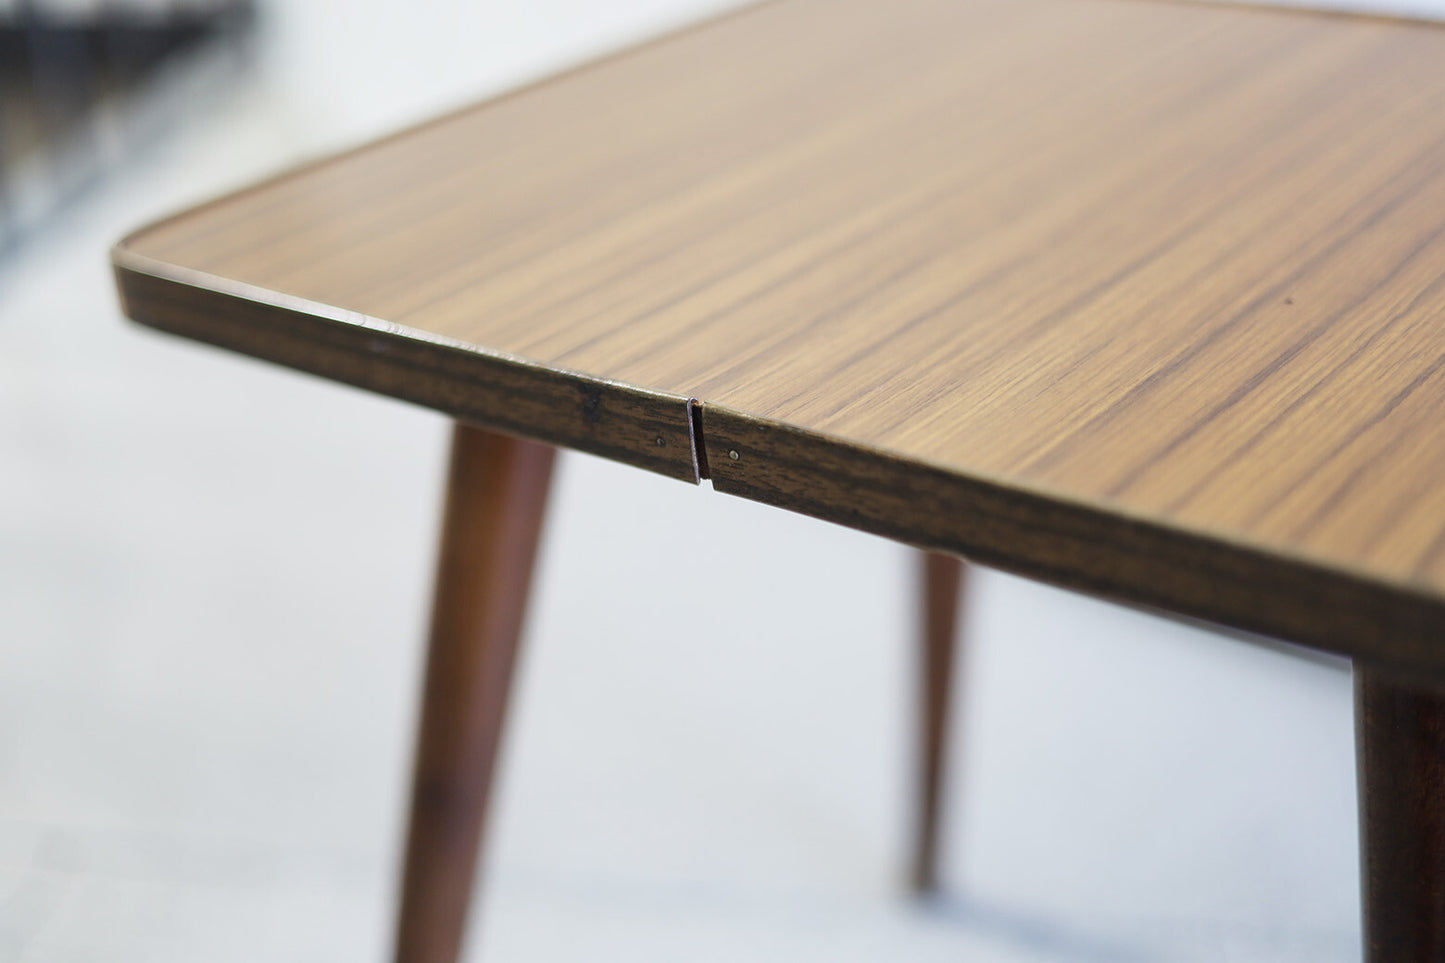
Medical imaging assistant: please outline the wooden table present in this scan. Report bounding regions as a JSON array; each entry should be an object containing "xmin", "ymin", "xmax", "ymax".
[{"xmin": 112, "ymin": 0, "xmax": 1445, "ymax": 959}]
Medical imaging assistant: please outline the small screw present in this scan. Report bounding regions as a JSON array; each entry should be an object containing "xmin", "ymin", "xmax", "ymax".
[
  {"xmin": 728, "ymin": 449, "xmax": 740, "ymax": 461},
  {"xmin": 655, "ymin": 436, "xmax": 666, "ymax": 446}
]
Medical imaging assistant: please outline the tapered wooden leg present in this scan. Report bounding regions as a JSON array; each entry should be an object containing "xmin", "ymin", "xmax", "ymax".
[
  {"xmin": 912, "ymin": 551, "xmax": 966, "ymax": 893},
  {"xmin": 393, "ymin": 423, "xmax": 555, "ymax": 963},
  {"xmin": 1356, "ymin": 664, "xmax": 1445, "ymax": 962}
]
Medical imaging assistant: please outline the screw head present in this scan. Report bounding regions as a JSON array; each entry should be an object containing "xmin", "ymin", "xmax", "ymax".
[
  {"xmin": 655, "ymin": 436, "xmax": 666, "ymax": 446},
  {"xmin": 728, "ymin": 449, "xmax": 740, "ymax": 461}
]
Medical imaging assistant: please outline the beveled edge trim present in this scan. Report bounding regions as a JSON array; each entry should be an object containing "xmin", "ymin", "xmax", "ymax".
[
  {"xmin": 113, "ymin": 247, "xmax": 701, "ymax": 482},
  {"xmin": 700, "ymin": 402, "xmax": 1445, "ymax": 677},
  {"xmin": 1148, "ymin": 0, "xmax": 1445, "ymax": 33}
]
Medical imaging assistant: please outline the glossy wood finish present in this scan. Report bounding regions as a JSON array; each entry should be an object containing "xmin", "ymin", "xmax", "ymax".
[
  {"xmin": 701, "ymin": 408, "xmax": 1445, "ymax": 679},
  {"xmin": 113, "ymin": 266, "xmax": 697, "ymax": 481},
  {"xmin": 114, "ymin": 0, "xmax": 1445, "ymax": 672},
  {"xmin": 394, "ymin": 423, "xmax": 554, "ymax": 963},
  {"xmin": 913, "ymin": 551, "xmax": 965, "ymax": 894},
  {"xmin": 1356, "ymin": 665, "xmax": 1445, "ymax": 963}
]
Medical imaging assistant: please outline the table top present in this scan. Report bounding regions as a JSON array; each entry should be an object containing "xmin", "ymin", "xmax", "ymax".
[{"xmin": 114, "ymin": 0, "xmax": 1445, "ymax": 674}]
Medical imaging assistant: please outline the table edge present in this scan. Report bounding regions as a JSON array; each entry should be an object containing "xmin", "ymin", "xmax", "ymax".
[
  {"xmin": 701, "ymin": 404, "xmax": 1445, "ymax": 677},
  {"xmin": 113, "ymin": 246, "xmax": 1445, "ymax": 674},
  {"xmin": 112, "ymin": 248, "xmax": 702, "ymax": 482}
]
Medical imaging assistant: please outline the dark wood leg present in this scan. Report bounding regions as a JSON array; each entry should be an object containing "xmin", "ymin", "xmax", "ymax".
[
  {"xmin": 1356, "ymin": 664, "xmax": 1445, "ymax": 962},
  {"xmin": 912, "ymin": 551, "xmax": 966, "ymax": 893},
  {"xmin": 393, "ymin": 423, "xmax": 556, "ymax": 963}
]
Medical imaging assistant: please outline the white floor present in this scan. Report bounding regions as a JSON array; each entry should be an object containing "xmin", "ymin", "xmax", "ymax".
[{"xmin": 3, "ymin": 1, "xmax": 1438, "ymax": 959}]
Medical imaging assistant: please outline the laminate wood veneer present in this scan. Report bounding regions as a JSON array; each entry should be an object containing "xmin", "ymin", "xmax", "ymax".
[{"xmin": 115, "ymin": 0, "xmax": 1445, "ymax": 674}]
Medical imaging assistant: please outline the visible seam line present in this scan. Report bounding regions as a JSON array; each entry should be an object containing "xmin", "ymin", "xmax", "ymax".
[{"xmin": 689, "ymin": 399, "xmax": 710, "ymax": 480}]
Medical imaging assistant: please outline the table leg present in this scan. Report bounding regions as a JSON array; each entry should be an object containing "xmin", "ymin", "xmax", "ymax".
[
  {"xmin": 393, "ymin": 423, "xmax": 555, "ymax": 963},
  {"xmin": 912, "ymin": 551, "xmax": 966, "ymax": 893},
  {"xmin": 1356, "ymin": 664, "xmax": 1445, "ymax": 962}
]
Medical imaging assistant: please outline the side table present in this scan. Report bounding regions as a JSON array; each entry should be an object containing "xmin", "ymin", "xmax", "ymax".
[{"xmin": 113, "ymin": 1, "xmax": 1445, "ymax": 958}]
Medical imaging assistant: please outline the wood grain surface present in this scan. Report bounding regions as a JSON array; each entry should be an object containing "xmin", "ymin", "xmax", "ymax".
[{"xmin": 114, "ymin": 0, "xmax": 1445, "ymax": 670}]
